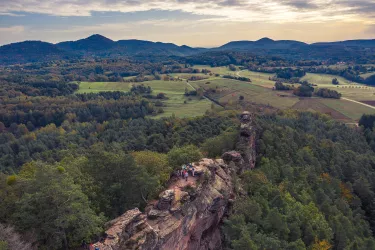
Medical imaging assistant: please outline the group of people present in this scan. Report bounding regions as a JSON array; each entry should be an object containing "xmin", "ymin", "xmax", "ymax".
[
  {"xmin": 81, "ymin": 241, "xmax": 100, "ymax": 250},
  {"xmin": 177, "ymin": 163, "xmax": 196, "ymax": 181}
]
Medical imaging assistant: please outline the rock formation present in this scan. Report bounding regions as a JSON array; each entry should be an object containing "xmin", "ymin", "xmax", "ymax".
[
  {"xmin": 222, "ymin": 111, "xmax": 256, "ymax": 172},
  {"xmin": 93, "ymin": 112, "xmax": 256, "ymax": 250}
]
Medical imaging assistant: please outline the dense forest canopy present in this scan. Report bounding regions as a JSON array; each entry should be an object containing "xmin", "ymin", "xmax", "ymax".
[
  {"xmin": 1, "ymin": 39, "xmax": 375, "ymax": 249},
  {"xmin": 224, "ymin": 111, "xmax": 375, "ymax": 249}
]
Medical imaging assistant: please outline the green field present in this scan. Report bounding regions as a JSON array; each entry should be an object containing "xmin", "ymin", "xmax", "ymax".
[
  {"xmin": 238, "ymin": 70, "xmax": 275, "ymax": 88},
  {"xmin": 320, "ymin": 99, "xmax": 375, "ymax": 121},
  {"xmin": 301, "ymin": 73, "xmax": 354, "ymax": 86},
  {"xmin": 190, "ymin": 78, "xmax": 299, "ymax": 109},
  {"xmin": 300, "ymin": 73, "xmax": 375, "ymax": 101},
  {"xmin": 360, "ymin": 72, "xmax": 375, "ymax": 79},
  {"xmin": 192, "ymin": 65, "xmax": 236, "ymax": 75},
  {"xmin": 76, "ymin": 67, "xmax": 375, "ymax": 122},
  {"xmin": 76, "ymin": 81, "xmax": 213, "ymax": 118},
  {"xmin": 76, "ymin": 82, "xmax": 131, "ymax": 93}
]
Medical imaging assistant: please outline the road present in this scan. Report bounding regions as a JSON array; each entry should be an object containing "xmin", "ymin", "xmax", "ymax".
[{"xmin": 341, "ymin": 97, "xmax": 375, "ymax": 110}]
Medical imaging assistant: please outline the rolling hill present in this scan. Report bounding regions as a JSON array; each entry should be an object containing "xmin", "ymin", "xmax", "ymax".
[
  {"xmin": 0, "ymin": 41, "xmax": 79, "ymax": 64},
  {"xmin": 0, "ymin": 35, "xmax": 375, "ymax": 65}
]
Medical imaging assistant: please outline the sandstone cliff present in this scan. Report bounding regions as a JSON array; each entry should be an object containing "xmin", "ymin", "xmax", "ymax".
[{"xmin": 93, "ymin": 112, "xmax": 256, "ymax": 250}]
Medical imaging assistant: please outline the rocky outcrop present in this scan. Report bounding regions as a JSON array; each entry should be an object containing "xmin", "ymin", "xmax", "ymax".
[
  {"xmin": 94, "ymin": 159, "xmax": 234, "ymax": 250},
  {"xmin": 221, "ymin": 111, "xmax": 257, "ymax": 172},
  {"xmin": 96, "ymin": 208, "xmax": 158, "ymax": 250},
  {"xmin": 93, "ymin": 112, "xmax": 256, "ymax": 250},
  {"xmin": 236, "ymin": 111, "xmax": 257, "ymax": 170}
]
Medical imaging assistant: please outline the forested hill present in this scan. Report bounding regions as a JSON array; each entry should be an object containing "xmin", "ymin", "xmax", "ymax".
[
  {"xmin": 1, "ymin": 34, "xmax": 375, "ymax": 64},
  {"xmin": 224, "ymin": 111, "xmax": 375, "ymax": 249}
]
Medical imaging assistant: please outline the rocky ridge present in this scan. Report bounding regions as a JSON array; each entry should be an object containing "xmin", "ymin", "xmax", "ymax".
[{"xmin": 94, "ymin": 112, "xmax": 256, "ymax": 250}]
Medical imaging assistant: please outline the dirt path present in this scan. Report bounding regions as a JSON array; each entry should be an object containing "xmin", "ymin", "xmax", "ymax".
[
  {"xmin": 341, "ymin": 97, "xmax": 375, "ymax": 110},
  {"xmin": 236, "ymin": 70, "xmax": 244, "ymax": 77},
  {"xmin": 170, "ymin": 175, "xmax": 198, "ymax": 189},
  {"xmin": 186, "ymin": 81, "xmax": 212, "ymax": 102}
]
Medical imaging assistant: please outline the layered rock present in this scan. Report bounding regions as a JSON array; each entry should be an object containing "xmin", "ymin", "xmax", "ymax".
[
  {"xmin": 94, "ymin": 159, "xmax": 233, "ymax": 250},
  {"xmin": 93, "ymin": 112, "xmax": 256, "ymax": 250},
  {"xmin": 235, "ymin": 111, "xmax": 257, "ymax": 170}
]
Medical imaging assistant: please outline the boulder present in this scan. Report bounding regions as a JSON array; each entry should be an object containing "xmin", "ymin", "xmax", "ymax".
[
  {"xmin": 157, "ymin": 189, "xmax": 175, "ymax": 210},
  {"xmin": 148, "ymin": 209, "xmax": 170, "ymax": 220}
]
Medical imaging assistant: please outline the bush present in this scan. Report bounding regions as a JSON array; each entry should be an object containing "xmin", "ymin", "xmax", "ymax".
[
  {"xmin": 201, "ymin": 131, "xmax": 238, "ymax": 158},
  {"xmin": 275, "ymin": 81, "xmax": 293, "ymax": 91},
  {"xmin": 359, "ymin": 114, "xmax": 375, "ymax": 129},
  {"xmin": 332, "ymin": 78, "xmax": 339, "ymax": 85},
  {"xmin": 6, "ymin": 176, "xmax": 16, "ymax": 186},
  {"xmin": 223, "ymin": 75, "xmax": 251, "ymax": 82},
  {"xmin": 293, "ymin": 84, "xmax": 314, "ymax": 97},
  {"xmin": 167, "ymin": 145, "xmax": 202, "ymax": 169},
  {"xmin": 276, "ymin": 68, "xmax": 306, "ymax": 79},
  {"xmin": 132, "ymin": 151, "xmax": 172, "ymax": 185},
  {"xmin": 315, "ymin": 88, "xmax": 341, "ymax": 99}
]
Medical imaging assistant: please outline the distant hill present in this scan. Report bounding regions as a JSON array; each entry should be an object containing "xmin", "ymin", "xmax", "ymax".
[
  {"xmin": 57, "ymin": 35, "xmax": 203, "ymax": 57},
  {"xmin": 0, "ymin": 34, "xmax": 375, "ymax": 65},
  {"xmin": 57, "ymin": 34, "xmax": 116, "ymax": 52},
  {"xmin": 312, "ymin": 39, "xmax": 375, "ymax": 48},
  {"xmin": 0, "ymin": 41, "xmax": 78, "ymax": 64},
  {"xmin": 219, "ymin": 37, "xmax": 307, "ymax": 50},
  {"xmin": 217, "ymin": 37, "xmax": 375, "ymax": 61}
]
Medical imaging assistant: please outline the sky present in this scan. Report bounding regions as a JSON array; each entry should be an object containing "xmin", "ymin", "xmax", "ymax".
[{"xmin": 0, "ymin": 0, "xmax": 374, "ymax": 47}]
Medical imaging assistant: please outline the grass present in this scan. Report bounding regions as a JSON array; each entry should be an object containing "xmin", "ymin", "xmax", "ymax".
[
  {"xmin": 76, "ymin": 81, "xmax": 212, "ymax": 118},
  {"xmin": 75, "ymin": 68, "xmax": 375, "ymax": 122},
  {"xmin": 168, "ymin": 73, "xmax": 210, "ymax": 80},
  {"xmin": 320, "ymin": 99, "xmax": 375, "ymax": 120},
  {"xmin": 191, "ymin": 78, "xmax": 299, "ymax": 109},
  {"xmin": 301, "ymin": 73, "xmax": 354, "ymax": 86},
  {"xmin": 333, "ymin": 86, "xmax": 375, "ymax": 101},
  {"xmin": 76, "ymin": 82, "xmax": 131, "ymax": 93},
  {"xmin": 300, "ymin": 73, "xmax": 375, "ymax": 101},
  {"xmin": 238, "ymin": 70, "xmax": 275, "ymax": 88},
  {"xmin": 360, "ymin": 72, "xmax": 375, "ymax": 79},
  {"xmin": 192, "ymin": 65, "xmax": 236, "ymax": 75}
]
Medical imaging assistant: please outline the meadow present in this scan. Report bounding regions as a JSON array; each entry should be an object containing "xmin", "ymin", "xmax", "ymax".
[
  {"xmin": 75, "ymin": 66, "xmax": 375, "ymax": 122},
  {"xmin": 77, "ymin": 80, "xmax": 213, "ymax": 118},
  {"xmin": 190, "ymin": 66, "xmax": 375, "ymax": 121}
]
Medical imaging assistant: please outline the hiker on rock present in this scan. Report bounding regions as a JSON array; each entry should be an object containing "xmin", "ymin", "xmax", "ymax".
[
  {"xmin": 192, "ymin": 167, "xmax": 195, "ymax": 177},
  {"xmin": 184, "ymin": 170, "xmax": 189, "ymax": 181}
]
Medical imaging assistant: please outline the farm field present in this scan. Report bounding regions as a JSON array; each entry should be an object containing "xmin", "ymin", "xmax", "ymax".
[
  {"xmin": 320, "ymin": 99, "xmax": 375, "ymax": 121},
  {"xmin": 292, "ymin": 98, "xmax": 351, "ymax": 122},
  {"xmin": 190, "ymin": 78, "xmax": 299, "ymax": 109},
  {"xmin": 301, "ymin": 73, "xmax": 354, "ymax": 86},
  {"xmin": 299, "ymin": 73, "xmax": 375, "ymax": 101},
  {"xmin": 76, "ymin": 80, "xmax": 213, "ymax": 118},
  {"xmin": 76, "ymin": 67, "xmax": 375, "ymax": 122},
  {"xmin": 192, "ymin": 65, "xmax": 236, "ymax": 75},
  {"xmin": 190, "ymin": 67, "xmax": 375, "ymax": 121},
  {"xmin": 168, "ymin": 73, "xmax": 210, "ymax": 80},
  {"xmin": 360, "ymin": 72, "xmax": 375, "ymax": 78},
  {"xmin": 237, "ymin": 70, "xmax": 275, "ymax": 88},
  {"xmin": 76, "ymin": 81, "xmax": 131, "ymax": 93}
]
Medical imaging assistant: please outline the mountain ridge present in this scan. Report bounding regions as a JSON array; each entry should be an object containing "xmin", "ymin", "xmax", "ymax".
[{"xmin": 1, "ymin": 34, "xmax": 375, "ymax": 64}]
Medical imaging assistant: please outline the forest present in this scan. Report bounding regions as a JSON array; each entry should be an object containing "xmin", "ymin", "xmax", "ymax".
[
  {"xmin": 224, "ymin": 111, "xmax": 375, "ymax": 249},
  {"xmin": 1, "ymin": 39, "xmax": 375, "ymax": 250}
]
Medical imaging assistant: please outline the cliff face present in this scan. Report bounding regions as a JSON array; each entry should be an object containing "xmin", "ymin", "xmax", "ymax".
[{"xmin": 94, "ymin": 112, "xmax": 256, "ymax": 250}]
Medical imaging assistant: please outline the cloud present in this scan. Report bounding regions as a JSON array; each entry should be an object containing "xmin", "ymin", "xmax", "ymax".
[
  {"xmin": 0, "ymin": 0, "xmax": 373, "ymax": 23},
  {"xmin": 0, "ymin": 12, "xmax": 25, "ymax": 16},
  {"xmin": 0, "ymin": 26, "xmax": 24, "ymax": 33},
  {"xmin": 281, "ymin": 0, "xmax": 318, "ymax": 10}
]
